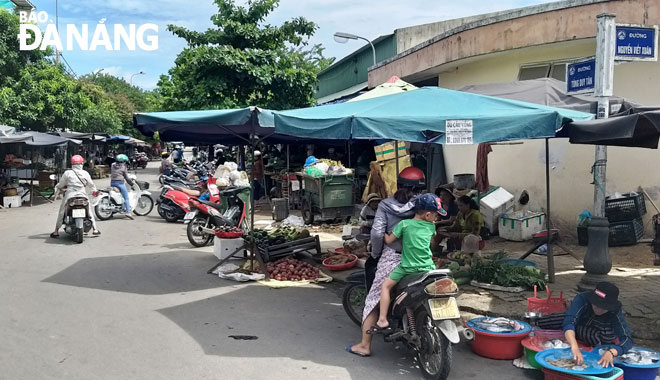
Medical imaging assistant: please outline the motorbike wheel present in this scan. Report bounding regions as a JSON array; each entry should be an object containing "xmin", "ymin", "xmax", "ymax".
[
  {"xmin": 133, "ymin": 195, "xmax": 154, "ymax": 216},
  {"xmin": 159, "ymin": 201, "xmax": 180, "ymax": 223},
  {"xmin": 187, "ymin": 216, "xmax": 213, "ymax": 247},
  {"xmin": 158, "ymin": 175, "xmax": 164, "ymax": 185},
  {"xmin": 75, "ymin": 227, "xmax": 84, "ymax": 244},
  {"xmin": 95, "ymin": 197, "xmax": 114, "ymax": 220},
  {"xmin": 416, "ymin": 309, "xmax": 452, "ymax": 380},
  {"xmin": 301, "ymin": 197, "xmax": 314, "ymax": 225},
  {"xmin": 157, "ymin": 202, "xmax": 166, "ymax": 218},
  {"xmin": 342, "ymin": 283, "xmax": 366, "ymax": 327}
]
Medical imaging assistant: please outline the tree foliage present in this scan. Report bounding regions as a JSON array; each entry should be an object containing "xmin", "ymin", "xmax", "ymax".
[{"xmin": 158, "ymin": 0, "xmax": 334, "ymax": 111}]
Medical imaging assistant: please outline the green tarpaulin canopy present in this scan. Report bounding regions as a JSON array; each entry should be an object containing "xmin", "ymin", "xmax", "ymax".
[
  {"xmin": 273, "ymin": 87, "xmax": 594, "ymax": 143},
  {"xmin": 133, "ymin": 107, "xmax": 277, "ymax": 144}
]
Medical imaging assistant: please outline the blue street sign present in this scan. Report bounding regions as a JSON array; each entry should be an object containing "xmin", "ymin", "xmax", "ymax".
[
  {"xmin": 566, "ymin": 58, "xmax": 595, "ymax": 94},
  {"xmin": 615, "ymin": 25, "xmax": 658, "ymax": 61}
]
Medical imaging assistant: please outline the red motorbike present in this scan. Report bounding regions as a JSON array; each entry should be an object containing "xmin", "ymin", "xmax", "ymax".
[
  {"xmin": 157, "ymin": 178, "xmax": 219, "ymax": 223},
  {"xmin": 185, "ymin": 187, "xmax": 248, "ymax": 247}
]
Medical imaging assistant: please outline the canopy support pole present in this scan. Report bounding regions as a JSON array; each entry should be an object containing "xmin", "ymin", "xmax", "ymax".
[
  {"xmin": 545, "ymin": 138, "xmax": 555, "ymax": 283},
  {"xmin": 395, "ymin": 140, "xmax": 400, "ymax": 176}
]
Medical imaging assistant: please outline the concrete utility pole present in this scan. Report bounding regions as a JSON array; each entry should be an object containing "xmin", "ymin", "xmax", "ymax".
[
  {"xmin": 593, "ymin": 13, "xmax": 616, "ymax": 216},
  {"xmin": 579, "ymin": 13, "xmax": 616, "ymax": 291}
]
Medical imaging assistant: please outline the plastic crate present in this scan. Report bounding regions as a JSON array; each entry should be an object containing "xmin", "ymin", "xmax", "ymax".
[
  {"xmin": 605, "ymin": 192, "xmax": 646, "ymax": 222},
  {"xmin": 609, "ymin": 217, "xmax": 644, "ymax": 246},
  {"xmin": 542, "ymin": 367, "xmax": 623, "ymax": 380}
]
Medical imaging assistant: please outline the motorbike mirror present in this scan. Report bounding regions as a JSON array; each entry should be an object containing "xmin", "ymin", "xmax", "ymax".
[{"xmin": 49, "ymin": 174, "xmax": 57, "ymax": 180}]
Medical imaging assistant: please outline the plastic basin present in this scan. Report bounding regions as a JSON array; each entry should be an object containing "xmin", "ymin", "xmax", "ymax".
[
  {"xmin": 466, "ymin": 317, "xmax": 532, "ymax": 360},
  {"xmin": 322, "ymin": 254, "xmax": 358, "ymax": 271},
  {"xmin": 503, "ymin": 258, "xmax": 538, "ymax": 267},
  {"xmin": 613, "ymin": 346, "xmax": 660, "ymax": 380}
]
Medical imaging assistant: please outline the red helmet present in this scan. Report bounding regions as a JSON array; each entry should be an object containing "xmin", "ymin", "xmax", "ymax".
[
  {"xmin": 398, "ymin": 167, "xmax": 425, "ymax": 189},
  {"xmin": 71, "ymin": 155, "xmax": 84, "ymax": 165}
]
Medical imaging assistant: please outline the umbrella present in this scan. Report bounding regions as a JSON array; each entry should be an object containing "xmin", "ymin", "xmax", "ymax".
[
  {"xmin": 568, "ymin": 110, "xmax": 660, "ymax": 149},
  {"xmin": 347, "ymin": 76, "xmax": 417, "ymax": 103},
  {"xmin": 133, "ymin": 107, "xmax": 280, "ymax": 144},
  {"xmin": 273, "ymin": 87, "xmax": 593, "ymax": 143}
]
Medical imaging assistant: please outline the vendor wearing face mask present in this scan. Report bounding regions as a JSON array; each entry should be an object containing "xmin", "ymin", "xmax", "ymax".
[{"xmin": 538, "ymin": 282, "xmax": 633, "ymax": 368}]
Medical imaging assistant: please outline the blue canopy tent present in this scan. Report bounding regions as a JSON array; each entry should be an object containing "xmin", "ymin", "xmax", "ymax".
[
  {"xmin": 271, "ymin": 87, "xmax": 594, "ymax": 282},
  {"xmin": 273, "ymin": 87, "xmax": 593, "ymax": 143}
]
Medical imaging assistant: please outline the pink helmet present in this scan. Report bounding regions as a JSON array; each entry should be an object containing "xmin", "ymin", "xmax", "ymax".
[{"xmin": 71, "ymin": 155, "xmax": 84, "ymax": 165}]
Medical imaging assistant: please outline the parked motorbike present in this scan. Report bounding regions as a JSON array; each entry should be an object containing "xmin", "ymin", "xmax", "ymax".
[
  {"xmin": 93, "ymin": 175, "xmax": 154, "ymax": 220},
  {"xmin": 131, "ymin": 152, "xmax": 149, "ymax": 169},
  {"xmin": 185, "ymin": 186, "xmax": 247, "ymax": 247},
  {"xmin": 343, "ymin": 268, "xmax": 460, "ymax": 380},
  {"xmin": 156, "ymin": 177, "xmax": 218, "ymax": 223}
]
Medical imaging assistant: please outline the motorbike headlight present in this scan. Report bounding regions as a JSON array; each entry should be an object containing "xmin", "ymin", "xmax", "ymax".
[{"xmin": 425, "ymin": 278, "xmax": 458, "ymax": 296}]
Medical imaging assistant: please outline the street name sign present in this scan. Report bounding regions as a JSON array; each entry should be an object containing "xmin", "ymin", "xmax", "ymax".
[
  {"xmin": 615, "ymin": 24, "xmax": 658, "ymax": 61},
  {"xmin": 566, "ymin": 58, "xmax": 596, "ymax": 94}
]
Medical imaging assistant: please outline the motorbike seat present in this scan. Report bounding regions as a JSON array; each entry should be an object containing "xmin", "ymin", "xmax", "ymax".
[
  {"xmin": 199, "ymin": 199, "xmax": 223, "ymax": 210},
  {"xmin": 395, "ymin": 269, "xmax": 452, "ymax": 291}
]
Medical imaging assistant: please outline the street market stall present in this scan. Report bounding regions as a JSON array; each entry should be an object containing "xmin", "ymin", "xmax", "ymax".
[
  {"xmin": 271, "ymin": 86, "xmax": 594, "ymax": 281},
  {"xmin": 0, "ymin": 130, "xmax": 81, "ymax": 207}
]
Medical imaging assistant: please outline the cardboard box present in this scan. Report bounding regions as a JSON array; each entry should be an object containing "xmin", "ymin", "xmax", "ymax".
[
  {"xmin": 374, "ymin": 141, "xmax": 407, "ymax": 162},
  {"xmin": 2, "ymin": 195, "xmax": 22, "ymax": 208}
]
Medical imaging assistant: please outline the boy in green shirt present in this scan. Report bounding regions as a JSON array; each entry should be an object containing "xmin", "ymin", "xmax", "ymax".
[{"xmin": 376, "ymin": 193, "xmax": 446, "ymax": 329}]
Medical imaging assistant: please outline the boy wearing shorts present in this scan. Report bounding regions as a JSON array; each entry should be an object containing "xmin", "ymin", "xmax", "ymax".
[{"xmin": 376, "ymin": 193, "xmax": 446, "ymax": 329}]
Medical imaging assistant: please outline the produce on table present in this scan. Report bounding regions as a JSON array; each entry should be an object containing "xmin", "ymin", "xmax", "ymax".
[
  {"xmin": 470, "ymin": 252, "xmax": 547, "ymax": 289},
  {"xmin": 266, "ymin": 257, "xmax": 321, "ymax": 281},
  {"xmin": 243, "ymin": 227, "xmax": 311, "ymax": 247}
]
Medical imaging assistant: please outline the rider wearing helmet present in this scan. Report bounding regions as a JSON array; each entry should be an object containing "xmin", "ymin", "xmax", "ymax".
[
  {"xmin": 51, "ymin": 155, "xmax": 100, "ymax": 238},
  {"xmin": 110, "ymin": 154, "xmax": 135, "ymax": 219},
  {"xmin": 159, "ymin": 151, "xmax": 173, "ymax": 176},
  {"xmin": 347, "ymin": 165, "xmax": 426, "ymax": 357}
]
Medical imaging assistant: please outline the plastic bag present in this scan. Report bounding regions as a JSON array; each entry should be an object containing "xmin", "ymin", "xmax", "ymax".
[
  {"xmin": 577, "ymin": 210, "xmax": 592, "ymax": 227},
  {"xmin": 327, "ymin": 165, "xmax": 347, "ymax": 175},
  {"xmin": 224, "ymin": 162, "xmax": 238, "ymax": 172},
  {"xmin": 313, "ymin": 162, "xmax": 329, "ymax": 174},
  {"xmin": 214, "ymin": 165, "xmax": 231, "ymax": 180},
  {"xmin": 305, "ymin": 166, "xmax": 324, "ymax": 177},
  {"xmin": 212, "ymin": 263, "xmax": 265, "ymax": 282}
]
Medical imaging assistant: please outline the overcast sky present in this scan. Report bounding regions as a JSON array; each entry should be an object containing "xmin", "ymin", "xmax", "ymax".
[{"xmin": 30, "ymin": 0, "xmax": 557, "ymax": 90}]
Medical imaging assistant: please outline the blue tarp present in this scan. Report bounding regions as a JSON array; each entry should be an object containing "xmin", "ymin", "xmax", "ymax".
[{"xmin": 273, "ymin": 87, "xmax": 594, "ymax": 143}]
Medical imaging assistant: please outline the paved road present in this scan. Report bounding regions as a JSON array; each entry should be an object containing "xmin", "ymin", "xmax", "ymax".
[{"xmin": 0, "ymin": 163, "xmax": 542, "ymax": 380}]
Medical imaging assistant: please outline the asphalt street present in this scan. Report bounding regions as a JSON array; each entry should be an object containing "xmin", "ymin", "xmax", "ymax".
[{"xmin": 0, "ymin": 163, "xmax": 542, "ymax": 380}]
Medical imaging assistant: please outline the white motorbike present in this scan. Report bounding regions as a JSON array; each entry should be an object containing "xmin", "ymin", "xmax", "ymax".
[{"xmin": 94, "ymin": 174, "xmax": 154, "ymax": 220}]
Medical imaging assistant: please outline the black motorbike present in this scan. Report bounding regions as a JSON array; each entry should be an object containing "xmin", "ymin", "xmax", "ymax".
[
  {"xmin": 63, "ymin": 196, "xmax": 94, "ymax": 244},
  {"xmin": 343, "ymin": 262, "xmax": 460, "ymax": 380}
]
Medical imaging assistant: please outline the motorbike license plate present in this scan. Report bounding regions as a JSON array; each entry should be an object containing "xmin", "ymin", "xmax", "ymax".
[
  {"xmin": 184, "ymin": 211, "xmax": 197, "ymax": 220},
  {"xmin": 428, "ymin": 297, "xmax": 460, "ymax": 320},
  {"xmin": 72, "ymin": 209, "xmax": 86, "ymax": 218}
]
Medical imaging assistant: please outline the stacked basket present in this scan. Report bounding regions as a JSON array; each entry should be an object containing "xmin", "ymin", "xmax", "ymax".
[{"xmin": 605, "ymin": 193, "xmax": 646, "ymax": 246}]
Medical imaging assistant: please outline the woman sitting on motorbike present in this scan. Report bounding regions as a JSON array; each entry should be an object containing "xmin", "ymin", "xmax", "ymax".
[
  {"xmin": 111, "ymin": 154, "xmax": 136, "ymax": 219},
  {"xmin": 51, "ymin": 155, "xmax": 100, "ymax": 238},
  {"xmin": 160, "ymin": 151, "xmax": 173, "ymax": 176},
  {"xmin": 346, "ymin": 167, "xmax": 425, "ymax": 357}
]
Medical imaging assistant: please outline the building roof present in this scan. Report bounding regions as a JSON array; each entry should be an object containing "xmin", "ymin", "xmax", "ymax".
[
  {"xmin": 318, "ymin": 34, "xmax": 394, "ymax": 76},
  {"xmin": 11, "ymin": 0, "xmax": 34, "ymax": 9},
  {"xmin": 374, "ymin": 0, "xmax": 611, "ymax": 70}
]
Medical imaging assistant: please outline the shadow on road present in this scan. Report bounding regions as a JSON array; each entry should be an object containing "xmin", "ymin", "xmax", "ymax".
[
  {"xmin": 42, "ymin": 250, "xmax": 228, "ymax": 295},
  {"xmin": 157, "ymin": 285, "xmax": 542, "ymax": 380},
  {"xmin": 26, "ymin": 233, "xmax": 101, "ymax": 245}
]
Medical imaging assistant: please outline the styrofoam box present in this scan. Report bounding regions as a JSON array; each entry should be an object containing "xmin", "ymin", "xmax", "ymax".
[
  {"xmin": 480, "ymin": 187, "xmax": 514, "ymax": 233},
  {"xmin": 499, "ymin": 211, "xmax": 545, "ymax": 241},
  {"xmin": 2, "ymin": 195, "xmax": 21, "ymax": 208},
  {"xmin": 213, "ymin": 237, "xmax": 246, "ymax": 260}
]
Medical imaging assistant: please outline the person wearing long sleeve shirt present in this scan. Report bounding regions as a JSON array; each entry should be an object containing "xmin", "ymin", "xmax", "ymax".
[{"xmin": 563, "ymin": 282, "xmax": 633, "ymax": 368}]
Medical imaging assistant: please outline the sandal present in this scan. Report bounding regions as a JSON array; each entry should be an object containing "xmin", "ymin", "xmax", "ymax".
[
  {"xmin": 93, "ymin": 230, "xmax": 101, "ymax": 236},
  {"xmin": 50, "ymin": 232, "xmax": 59, "ymax": 239}
]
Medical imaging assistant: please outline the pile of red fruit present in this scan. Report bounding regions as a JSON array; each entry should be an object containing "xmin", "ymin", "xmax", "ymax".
[{"xmin": 266, "ymin": 258, "xmax": 321, "ymax": 281}]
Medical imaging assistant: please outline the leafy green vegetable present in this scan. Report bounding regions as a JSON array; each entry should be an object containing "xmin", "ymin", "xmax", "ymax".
[{"xmin": 471, "ymin": 255, "xmax": 547, "ymax": 289}]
